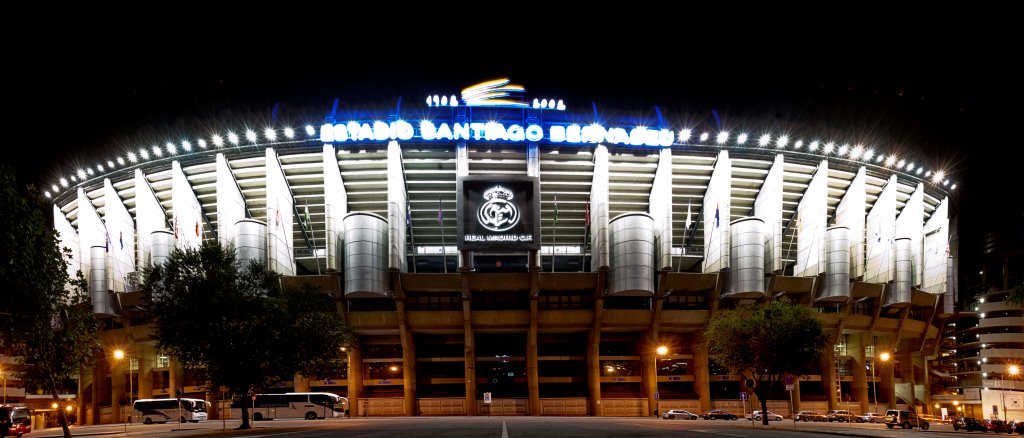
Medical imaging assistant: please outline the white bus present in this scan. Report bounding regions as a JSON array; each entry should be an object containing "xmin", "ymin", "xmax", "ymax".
[
  {"xmin": 132, "ymin": 398, "xmax": 209, "ymax": 424},
  {"xmin": 233, "ymin": 392, "xmax": 346, "ymax": 421}
]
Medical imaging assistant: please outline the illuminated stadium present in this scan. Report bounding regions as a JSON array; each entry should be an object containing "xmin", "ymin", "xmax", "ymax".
[{"xmin": 40, "ymin": 78, "xmax": 976, "ymax": 421}]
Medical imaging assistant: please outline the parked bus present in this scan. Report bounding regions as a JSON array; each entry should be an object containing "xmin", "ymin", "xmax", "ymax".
[
  {"xmin": 232, "ymin": 393, "xmax": 346, "ymax": 421},
  {"xmin": 132, "ymin": 398, "xmax": 208, "ymax": 424}
]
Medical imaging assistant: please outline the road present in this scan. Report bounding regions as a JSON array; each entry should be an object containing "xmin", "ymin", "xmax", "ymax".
[{"xmin": 31, "ymin": 417, "xmax": 963, "ymax": 438}]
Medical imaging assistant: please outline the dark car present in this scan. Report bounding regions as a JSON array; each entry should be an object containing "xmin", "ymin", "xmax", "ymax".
[
  {"xmin": 953, "ymin": 417, "xmax": 987, "ymax": 432},
  {"xmin": 885, "ymin": 409, "xmax": 930, "ymax": 430},
  {"xmin": 1008, "ymin": 420, "xmax": 1024, "ymax": 435},
  {"xmin": 703, "ymin": 410, "xmax": 738, "ymax": 420},
  {"xmin": 0, "ymin": 406, "xmax": 32, "ymax": 438}
]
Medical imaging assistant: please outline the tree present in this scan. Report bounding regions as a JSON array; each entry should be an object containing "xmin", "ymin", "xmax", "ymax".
[
  {"xmin": 0, "ymin": 166, "xmax": 101, "ymax": 438},
  {"xmin": 1006, "ymin": 284, "xmax": 1024, "ymax": 308},
  {"xmin": 705, "ymin": 300, "xmax": 827, "ymax": 425},
  {"xmin": 143, "ymin": 241, "xmax": 354, "ymax": 429}
]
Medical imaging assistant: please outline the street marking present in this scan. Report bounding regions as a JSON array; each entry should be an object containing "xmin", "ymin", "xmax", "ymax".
[
  {"xmin": 502, "ymin": 421, "xmax": 509, "ymax": 438},
  {"xmin": 234, "ymin": 431, "xmax": 310, "ymax": 438},
  {"xmin": 693, "ymin": 430, "xmax": 744, "ymax": 437}
]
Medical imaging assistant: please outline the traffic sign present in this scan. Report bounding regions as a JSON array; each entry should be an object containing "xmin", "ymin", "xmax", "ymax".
[
  {"xmin": 654, "ymin": 392, "xmax": 660, "ymax": 400},
  {"xmin": 483, "ymin": 392, "xmax": 492, "ymax": 404},
  {"xmin": 739, "ymin": 392, "xmax": 748, "ymax": 401},
  {"xmin": 785, "ymin": 374, "xmax": 796, "ymax": 385},
  {"xmin": 785, "ymin": 384, "xmax": 795, "ymax": 391}
]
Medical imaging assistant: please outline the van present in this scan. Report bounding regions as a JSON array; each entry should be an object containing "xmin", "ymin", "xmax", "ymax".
[
  {"xmin": 885, "ymin": 409, "xmax": 929, "ymax": 430},
  {"xmin": 0, "ymin": 406, "xmax": 31, "ymax": 438}
]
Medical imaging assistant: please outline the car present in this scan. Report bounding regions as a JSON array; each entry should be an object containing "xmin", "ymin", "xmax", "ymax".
[
  {"xmin": 702, "ymin": 410, "xmax": 738, "ymax": 420},
  {"xmin": 662, "ymin": 409, "xmax": 699, "ymax": 420},
  {"xmin": 1008, "ymin": 420, "xmax": 1024, "ymax": 435},
  {"xmin": 952, "ymin": 417, "xmax": 987, "ymax": 432},
  {"xmin": 751, "ymin": 410, "xmax": 783, "ymax": 421},
  {"xmin": 981, "ymin": 419, "xmax": 1012, "ymax": 433},
  {"xmin": 856, "ymin": 412, "xmax": 885, "ymax": 423},
  {"xmin": 884, "ymin": 409, "xmax": 930, "ymax": 430},
  {"xmin": 826, "ymin": 410, "xmax": 856, "ymax": 422},
  {"xmin": 793, "ymin": 411, "xmax": 827, "ymax": 422},
  {"xmin": 0, "ymin": 406, "xmax": 32, "ymax": 438}
]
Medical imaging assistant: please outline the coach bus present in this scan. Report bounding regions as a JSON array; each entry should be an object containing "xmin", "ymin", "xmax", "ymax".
[
  {"xmin": 132, "ymin": 398, "xmax": 209, "ymax": 424},
  {"xmin": 231, "ymin": 392, "xmax": 346, "ymax": 421}
]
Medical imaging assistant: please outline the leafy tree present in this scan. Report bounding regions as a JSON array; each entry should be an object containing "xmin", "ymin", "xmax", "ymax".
[
  {"xmin": 0, "ymin": 166, "xmax": 101, "ymax": 438},
  {"xmin": 705, "ymin": 300, "xmax": 827, "ymax": 425},
  {"xmin": 143, "ymin": 241, "xmax": 354, "ymax": 429},
  {"xmin": 1007, "ymin": 284, "xmax": 1024, "ymax": 308}
]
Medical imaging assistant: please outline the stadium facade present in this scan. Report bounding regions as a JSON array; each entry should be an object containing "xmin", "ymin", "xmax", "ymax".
[{"xmin": 30, "ymin": 78, "xmax": 1012, "ymax": 422}]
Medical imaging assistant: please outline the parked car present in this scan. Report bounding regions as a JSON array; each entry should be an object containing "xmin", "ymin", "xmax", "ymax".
[
  {"xmin": 952, "ymin": 417, "xmax": 987, "ymax": 432},
  {"xmin": 751, "ymin": 410, "xmax": 783, "ymax": 421},
  {"xmin": 885, "ymin": 409, "xmax": 930, "ymax": 430},
  {"xmin": 662, "ymin": 409, "xmax": 699, "ymax": 420},
  {"xmin": 826, "ymin": 410, "xmax": 856, "ymax": 422},
  {"xmin": 981, "ymin": 419, "xmax": 1013, "ymax": 433},
  {"xmin": 794, "ymin": 411, "xmax": 827, "ymax": 422},
  {"xmin": 856, "ymin": 412, "xmax": 885, "ymax": 423},
  {"xmin": 1008, "ymin": 420, "xmax": 1024, "ymax": 435},
  {"xmin": 702, "ymin": 410, "xmax": 738, "ymax": 420},
  {"xmin": 0, "ymin": 406, "xmax": 32, "ymax": 438}
]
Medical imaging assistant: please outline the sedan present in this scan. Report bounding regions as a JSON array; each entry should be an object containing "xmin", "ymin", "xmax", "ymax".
[
  {"xmin": 662, "ymin": 409, "xmax": 700, "ymax": 420},
  {"xmin": 703, "ymin": 410, "xmax": 738, "ymax": 420},
  {"xmin": 856, "ymin": 412, "xmax": 885, "ymax": 423}
]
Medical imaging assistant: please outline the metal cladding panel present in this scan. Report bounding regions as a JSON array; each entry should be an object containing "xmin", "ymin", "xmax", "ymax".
[
  {"xmin": 819, "ymin": 226, "xmax": 851, "ymax": 302},
  {"xmin": 343, "ymin": 212, "xmax": 391, "ymax": 297},
  {"xmin": 386, "ymin": 141, "xmax": 407, "ymax": 271},
  {"xmin": 89, "ymin": 245, "xmax": 115, "ymax": 315},
  {"xmin": 865, "ymin": 175, "xmax": 898, "ymax": 284},
  {"xmin": 323, "ymin": 144, "xmax": 347, "ymax": 272},
  {"xmin": 702, "ymin": 151, "xmax": 730, "ymax": 273},
  {"xmin": 234, "ymin": 219, "xmax": 267, "ymax": 271},
  {"xmin": 753, "ymin": 154, "xmax": 784, "ymax": 273},
  {"xmin": 834, "ymin": 167, "xmax": 866, "ymax": 278},
  {"xmin": 216, "ymin": 153, "xmax": 246, "ymax": 248},
  {"xmin": 266, "ymin": 148, "xmax": 295, "ymax": 276},
  {"xmin": 726, "ymin": 217, "xmax": 765, "ymax": 298},
  {"xmin": 608, "ymin": 213, "xmax": 655, "ymax": 296},
  {"xmin": 795, "ymin": 160, "xmax": 828, "ymax": 277},
  {"xmin": 896, "ymin": 183, "xmax": 924, "ymax": 286},
  {"xmin": 922, "ymin": 197, "xmax": 949, "ymax": 294},
  {"xmin": 54, "ymin": 205, "xmax": 81, "ymax": 285},
  {"xmin": 888, "ymin": 237, "xmax": 913, "ymax": 305},
  {"xmin": 649, "ymin": 147, "xmax": 674, "ymax": 270},
  {"xmin": 149, "ymin": 230, "xmax": 175, "ymax": 268},
  {"xmin": 590, "ymin": 145, "xmax": 610, "ymax": 270},
  {"xmin": 134, "ymin": 169, "xmax": 166, "ymax": 270},
  {"xmin": 104, "ymin": 179, "xmax": 136, "ymax": 292},
  {"xmin": 943, "ymin": 257, "xmax": 955, "ymax": 315},
  {"xmin": 172, "ymin": 160, "xmax": 204, "ymax": 250}
]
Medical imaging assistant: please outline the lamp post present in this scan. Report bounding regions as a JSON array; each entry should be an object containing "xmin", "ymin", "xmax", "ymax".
[
  {"xmin": 1, "ymin": 368, "xmax": 7, "ymax": 405},
  {"xmin": 1003, "ymin": 365, "xmax": 1020, "ymax": 421},
  {"xmin": 875, "ymin": 352, "xmax": 890, "ymax": 412},
  {"xmin": 113, "ymin": 349, "xmax": 133, "ymax": 432},
  {"xmin": 655, "ymin": 345, "xmax": 668, "ymax": 417}
]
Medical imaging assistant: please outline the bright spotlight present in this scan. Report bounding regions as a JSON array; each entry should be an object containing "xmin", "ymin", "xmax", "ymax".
[
  {"xmin": 863, "ymin": 149, "xmax": 874, "ymax": 161},
  {"xmin": 212, "ymin": 135, "xmax": 224, "ymax": 147},
  {"xmin": 283, "ymin": 127, "xmax": 295, "ymax": 139},
  {"xmin": 933, "ymin": 171, "xmax": 945, "ymax": 183},
  {"xmin": 794, "ymin": 140, "xmax": 803, "ymax": 149},
  {"xmin": 107, "ymin": 160, "xmax": 115, "ymax": 168},
  {"xmin": 45, "ymin": 191, "xmax": 51, "ymax": 198},
  {"xmin": 197, "ymin": 139, "xmax": 207, "ymax": 148},
  {"xmin": 775, "ymin": 135, "xmax": 788, "ymax": 148},
  {"xmin": 51, "ymin": 184, "xmax": 59, "ymax": 192},
  {"xmin": 886, "ymin": 155, "xmax": 897, "ymax": 166},
  {"xmin": 699, "ymin": 132, "xmax": 709, "ymax": 142},
  {"xmin": 716, "ymin": 132, "xmax": 729, "ymax": 144},
  {"xmin": 737, "ymin": 133, "xmax": 748, "ymax": 144},
  {"xmin": 227, "ymin": 132, "xmax": 240, "ymax": 145},
  {"xmin": 897, "ymin": 159, "xmax": 906, "ymax": 168},
  {"xmin": 117, "ymin": 157, "xmax": 125, "ymax": 166},
  {"xmin": 60, "ymin": 178, "xmax": 68, "ymax": 187},
  {"xmin": 850, "ymin": 145, "xmax": 863, "ymax": 159},
  {"xmin": 837, "ymin": 144, "xmax": 848, "ymax": 156},
  {"xmin": 679, "ymin": 129, "xmax": 692, "ymax": 142},
  {"xmin": 264, "ymin": 128, "xmax": 277, "ymax": 141},
  {"xmin": 757, "ymin": 134, "xmax": 771, "ymax": 147},
  {"xmin": 182, "ymin": 141, "xmax": 191, "ymax": 152},
  {"xmin": 152, "ymin": 145, "xmax": 163, "ymax": 157},
  {"xmin": 305, "ymin": 125, "xmax": 316, "ymax": 136},
  {"xmin": 165, "ymin": 142, "xmax": 176, "ymax": 155},
  {"xmin": 139, "ymin": 149, "xmax": 149, "ymax": 160},
  {"xmin": 823, "ymin": 142, "xmax": 835, "ymax": 154},
  {"xmin": 808, "ymin": 141, "xmax": 819, "ymax": 151},
  {"xmin": 246, "ymin": 130, "xmax": 258, "ymax": 143}
]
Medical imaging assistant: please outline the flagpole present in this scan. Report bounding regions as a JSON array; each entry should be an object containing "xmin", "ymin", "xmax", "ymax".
[
  {"xmin": 552, "ymin": 194, "xmax": 557, "ymax": 273},
  {"xmin": 440, "ymin": 194, "xmax": 447, "ymax": 274}
]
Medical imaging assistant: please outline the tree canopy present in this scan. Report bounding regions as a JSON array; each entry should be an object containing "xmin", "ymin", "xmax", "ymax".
[
  {"xmin": 143, "ymin": 241, "xmax": 354, "ymax": 429},
  {"xmin": 0, "ymin": 166, "xmax": 100, "ymax": 438},
  {"xmin": 705, "ymin": 300, "xmax": 827, "ymax": 425}
]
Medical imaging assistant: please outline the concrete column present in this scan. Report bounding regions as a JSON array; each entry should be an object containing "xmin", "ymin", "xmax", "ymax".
[
  {"xmin": 881, "ymin": 355, "xmax": 896, "ymax": 409},
  {"xmin": 111, "ymin": 358, "xmax": 126, "ymax": 424},
  {"xmin": 395, "ymin": 298, "xmax": 417, "ymax": 416},
  {"xmin": 294, "ymin": 374, "xmax": 311, "ymax": 392},
  {"xmin": 694, "ymin": 334, "xmax": 711, "ymax": 413},
  {"xmin": 587, "ymin": 296, "xmax": 604, "ymax": 416},
  {"xmin": 347, "ymin": 346, "xmax": 363, "ymax": 416},
  {"xmin": 462, "ymin": 292, "xmax": 477, "ymax": 416},
  {"xmin": 642, "ymin": 331, "xmax": 658, "ymax": 417},
  {"xmin": 91, "ymin": 364, "xmax": 101, "ymax": 425},
  {"xmin": 527, "ymin": 297, "xmax": 540, "ymax": 416},
  {"xmin": 821, "ymin": 345, "xmax": 837, "ymax": 410},
  {"xmin": 137, "ymin": 344, "xmax": 154, "ymax": 401},
  {"xmin": 792, "ymin": 378, "xmax": 802, "ymax": 412},
  {"xmin": 851, "ymin": 336, "xmax": 869, "ymax": 413}
]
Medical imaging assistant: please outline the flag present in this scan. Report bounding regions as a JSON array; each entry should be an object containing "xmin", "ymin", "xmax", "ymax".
[
  {"xmin": 105, "ymin": 233, "xmax": 110, "ymax": 252},
  {"xmin": 553, "ymin": 194, "xmax": 558, "ymax": 225},
  {"xmin": 406, "ymin": 203, "xmax": 411, "ymax": 226},
  {"xmin": 714, "ymin": 202, "xmax": 720, "ymax": 228},
  {"xmin": 119, "ymin": 231, "xmax": 124, "ymax": 250},
  {"xmin": 437, "ymin": 196, "xmax": 443, "ymax": 225},
  {"xmin": 195, "ymin": 220, "xmax": 200, "ymax": 237},
  {"xmin": 685, "ymin": 198, "xmax": 691, "ymax": 231},
  {"xmin": 584, "ymin": 200, "xmax": 590, "ymax": 227},
  {"xmin": 174, "ymin": 216, "xmax": 179, "ymax": 239},
  {"xmin": 304, "ymin": 205, "xmax": 311, "ymax": 228}
]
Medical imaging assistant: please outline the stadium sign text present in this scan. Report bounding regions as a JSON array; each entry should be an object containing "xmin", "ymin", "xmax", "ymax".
[{"xmin": 320, "ymin": 121, "xmax": 676, "ymax": 147}]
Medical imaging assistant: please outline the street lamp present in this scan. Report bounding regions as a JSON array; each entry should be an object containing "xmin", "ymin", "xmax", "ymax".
[
  {"xmin": 1003, "ymin": 365, "xmax": 1020, "ymax": 420},
  {"xmin": 655, "ymin": 345, "xmax": 668, "ymax": 417},
  {"xmin": 873, "ymin": 352, "xmax": 890, "ymax": 412},
  {"xmin": 113, "ymin": 349, "xmax": 134, "ymax": 431}
]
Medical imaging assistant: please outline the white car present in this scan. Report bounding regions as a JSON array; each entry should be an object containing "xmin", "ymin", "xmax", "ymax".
[
  {"xmin": 751, "ymin": 410, "xmax": 784, "ymax": 421},
  {"xmin": 857, "ymin": 412, "xmax": 885, "ymax": 423},
  {"xmin": 662, "ymin": 409, "xmax": 700, "ymax": 420}
]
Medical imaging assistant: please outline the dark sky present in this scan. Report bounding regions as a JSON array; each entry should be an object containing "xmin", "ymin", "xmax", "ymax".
[{"xmin": 7, "ymin": 37, "xmax": 1019, "ymax": 272}]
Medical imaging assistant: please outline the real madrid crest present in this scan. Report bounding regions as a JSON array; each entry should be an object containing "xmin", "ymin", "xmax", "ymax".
[{"xmin": 478, "ymin": 186, "xmax": 520, "ymax": 232}]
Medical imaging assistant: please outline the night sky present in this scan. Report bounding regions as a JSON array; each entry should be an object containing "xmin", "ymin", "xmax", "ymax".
[{"xmin": 7, "ymin": 43, "xmax": 1019, "ymax": 278}]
